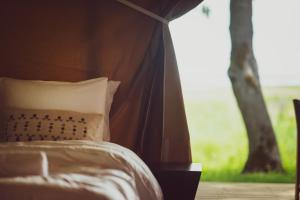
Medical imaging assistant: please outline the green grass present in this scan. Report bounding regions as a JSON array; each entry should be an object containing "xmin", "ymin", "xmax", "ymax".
[{"xmin": 185, "ymin": 86, "xmax": 300, "ymax": 183}]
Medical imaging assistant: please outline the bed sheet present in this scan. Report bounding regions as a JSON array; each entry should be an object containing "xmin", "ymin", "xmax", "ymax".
[{"xmin": 0, "ymin": 140, "xmax": 163, "ymax": 200}]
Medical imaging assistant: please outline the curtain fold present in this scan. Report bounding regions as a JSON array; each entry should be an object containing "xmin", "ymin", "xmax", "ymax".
[
  {"xmin": 133, "ymin": 0, "xmax": 203, "ymax": 163},
  {"xmin": 160, "ymin": 0, "xmax": 203, "ymax": 163},
  {"xmin": 161, "ymin": 24, "xmax": 192, "ymax": 163}
]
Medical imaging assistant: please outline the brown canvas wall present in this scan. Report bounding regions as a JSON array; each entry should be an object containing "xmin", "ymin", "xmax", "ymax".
[{"xmin": 0, "ymin": 0, "xmax": 203, "ymax": 164}]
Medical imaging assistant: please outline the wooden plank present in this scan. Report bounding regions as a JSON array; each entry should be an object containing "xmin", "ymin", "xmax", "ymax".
[{"xmin": 195, "ymin": 182, "xmax": 294, "ymax": 200}]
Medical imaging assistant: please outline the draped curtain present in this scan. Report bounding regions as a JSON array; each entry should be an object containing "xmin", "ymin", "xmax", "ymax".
[{"xmin": 0, "ymin": 0, "xmax": 203, "ymax": 164}]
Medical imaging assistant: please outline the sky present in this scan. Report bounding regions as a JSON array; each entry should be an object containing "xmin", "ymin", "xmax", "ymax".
[{"xmin": 169, "ymin": 0, "xmax": 300, "ymax": 92}]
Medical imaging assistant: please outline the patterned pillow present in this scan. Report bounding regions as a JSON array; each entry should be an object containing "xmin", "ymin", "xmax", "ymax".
[
  {"xmin": 0, "ymin": 77, "xmax": 108, "ymax": 140},
  {"xmin": 0, "ymin": 108, "xmax": 103, "ymax": 142}
]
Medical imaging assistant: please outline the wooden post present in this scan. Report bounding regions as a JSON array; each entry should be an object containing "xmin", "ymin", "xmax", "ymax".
[{"xmin": 293, "ymin": 99, "xmax": 300, "ymax": 200}]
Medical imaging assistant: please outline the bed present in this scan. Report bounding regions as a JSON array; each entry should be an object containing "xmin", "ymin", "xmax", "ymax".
[
  {"xmin": 0, "ymin": 77, "xmax": 163, "ymax": 200},
  {"xmin": 0, "ymin": 140, "xmax": 162, "ymax": 200}
]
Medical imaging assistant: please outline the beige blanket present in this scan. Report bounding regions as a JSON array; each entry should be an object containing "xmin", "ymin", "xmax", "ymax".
[
  {"xmin": 0, "ymin": 150, "xmax": 48, "ymax": 177},
  {"xmin": 0, "ymin": 141, "xmax": 163, "ymax": 200}
]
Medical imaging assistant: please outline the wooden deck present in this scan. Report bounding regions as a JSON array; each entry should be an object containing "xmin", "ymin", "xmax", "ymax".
[{"xmin": 195, "ymin": 182, "xmax": 294, "ymax": 200}]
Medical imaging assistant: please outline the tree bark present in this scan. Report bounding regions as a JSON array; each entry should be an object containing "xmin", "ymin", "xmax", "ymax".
[{"xmin": 228, "ymin": 0, "xmax": 283, "ymax": 172}]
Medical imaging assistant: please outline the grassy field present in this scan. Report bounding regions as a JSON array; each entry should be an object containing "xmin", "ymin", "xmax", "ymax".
[{"xmin": 185, "ymin": 86, "xmax": 299, "ymax": 183}]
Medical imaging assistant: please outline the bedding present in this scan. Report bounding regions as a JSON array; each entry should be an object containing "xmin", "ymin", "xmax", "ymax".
[
  {"xmin": 0, "ymin": 150, "xmax": 48, "ymax": 177},
  {"xmin": 0, "ymin": 108, "xmax": 103, "ymax": 142},
  {"xmin": 105, "ymin": 81, "xmax": 120, "ymax": 140},
  {"xmin": 0, "ymin": 77, "xmax": 120, "ymax": 141},
  {"xmin": 0, "ymin": 140, "xmax": 162, "ymax": 200},
  {"xmin": 0, "ymin": 77, "xmax": 108, "ymax": 113}
]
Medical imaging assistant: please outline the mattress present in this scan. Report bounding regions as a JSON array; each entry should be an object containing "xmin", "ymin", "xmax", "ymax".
[{"xmin": 0, "ymin": 140, "xmax": 163, "ymax": 200}]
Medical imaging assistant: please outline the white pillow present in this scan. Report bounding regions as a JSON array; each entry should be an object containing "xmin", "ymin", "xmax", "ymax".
[
  {"xmin": 54, "ymin": 78, "xmax": 120, "ymax": 141},
  {"xmin": 0, "ymin": 77, "xmax": 109, "ymax": 140},
  {"xmin": 105, "ymin": 81, "xmax": 120, "ymax": 140}
]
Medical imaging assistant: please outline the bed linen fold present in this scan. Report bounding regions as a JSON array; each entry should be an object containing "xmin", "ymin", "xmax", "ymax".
[
  {"xmin": 0, "ymin": 140, "xmax": 162, "ymax": 200},
  {"xmin": 0, "ymin": 150, "xmax": 48, "ymax": 177}
]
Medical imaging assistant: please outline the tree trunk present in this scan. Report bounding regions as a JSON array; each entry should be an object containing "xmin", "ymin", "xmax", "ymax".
[{"xmin": 228, "ymin": 0, "xmax": 283, "ymax": 172}]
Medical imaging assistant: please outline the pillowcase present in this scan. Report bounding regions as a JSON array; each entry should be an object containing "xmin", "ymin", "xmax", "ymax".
[
  {"xmin": 0, "ymin": 108, "xmax": 103, "ymax": 142},
  {"xmin": 0, "ymin": 77, "xmax": 110, "ymax": 140},
  {"xmin": 105, "ymin": 81, "xmax": 120, "ymax": 140},
  {"xmin": 0, "ymin": 77, "xmax": 120, "ymax": 141},
  {"xmin": 0, "ymin": 77, "xmax": 108, "ymax": 114},
  {"xmin": 76, "ymin": 78, "xmax": 120, "ymax": 141}
]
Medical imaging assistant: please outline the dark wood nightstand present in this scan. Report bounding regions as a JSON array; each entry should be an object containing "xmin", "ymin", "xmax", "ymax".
[{"xmin": 149, "ymin": 163, "xmax": 202, "ymax": 200}]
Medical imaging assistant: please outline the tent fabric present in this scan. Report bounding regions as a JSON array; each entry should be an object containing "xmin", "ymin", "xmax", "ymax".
[
  {"xmin": 0, "ymin": 0, "xmax": 203, "ymax": 164},
  {"xmin": 116, "ymin": 0, "xmax": 169, "ymax": 24}
]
